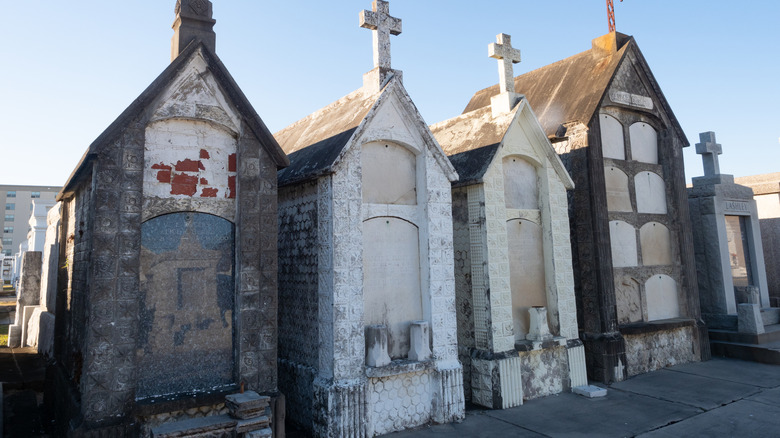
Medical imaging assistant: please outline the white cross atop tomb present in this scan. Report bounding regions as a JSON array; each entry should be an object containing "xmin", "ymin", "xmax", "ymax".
[
  {"xmin": 695, "ymin": 131, "xmax": 722, "ymax": 176},
  {"xmin": 489, "ymin": 33, "xmax": 522, "ymax": 94},
  {"xmin": 360, "ymin": 0, "xmax": 402, "ymax": 91},
  {"xmin": 488, "ymin": 33, "xmax": 523, "ymax": 115},
  {"xmin": 360, "ymin": 0, "xmax": 402, "ymax": 70}
]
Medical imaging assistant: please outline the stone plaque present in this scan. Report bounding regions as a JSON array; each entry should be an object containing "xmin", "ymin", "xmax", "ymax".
[
  {"xmin": 137, "ymin": 212, "xmax": 235, "ymax": 399},
  {"xmin": 725, "ymin": 215, "xmax": 753, "ymax": 287}
]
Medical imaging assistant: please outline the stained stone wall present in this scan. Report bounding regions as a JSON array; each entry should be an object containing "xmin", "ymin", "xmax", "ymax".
[{"xmin": 623, "ymin": 325, "xmax": 696, "ymax": 376}]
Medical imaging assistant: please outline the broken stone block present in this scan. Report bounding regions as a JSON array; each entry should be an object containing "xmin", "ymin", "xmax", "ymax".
[
  {"xmin": 573, "ymin": 385, "xmax": 607, "ymax": 398},
  {"xmin": 365, "ymin": 325, "xmax": 391, "ymax": 367},
  {"xmin": 526, "ymin": 307, "xmax": 553, "ymax": 342},
  {"xmin": 738, "ymin": 303, "xmax": 765, "ymax": 334},
  {"xmin": 408, "ymin": 320, "xmax": 431, "ymax": 361},
  {"xmin": 225, "ymin": 390, "xmax": 270, "ymax": 420}
]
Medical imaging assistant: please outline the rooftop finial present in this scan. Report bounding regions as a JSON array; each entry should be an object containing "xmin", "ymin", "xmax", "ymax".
[
  {"xmin": 171, "ymin": 0, "xmax": 216, "ymax": 61},
  {"xmin": 488, "ymin": 33, "xmax": 523, "ymax": 116},
  {"xmin": 360, "ymin": 0, "xmax": 403, "ymax": 91}
]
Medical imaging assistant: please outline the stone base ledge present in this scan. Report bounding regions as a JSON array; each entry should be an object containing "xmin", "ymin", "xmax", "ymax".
[
  {"xmin": 515, "ymin": 336, "xmax": 567, "ymax": 352},
  {"xmin": 365, "ymin": 359, "xmax": 433, "ymax": 378},
  {"xmin": 619, "ymin": 318, "xmax": 696, "ymax": 335}
]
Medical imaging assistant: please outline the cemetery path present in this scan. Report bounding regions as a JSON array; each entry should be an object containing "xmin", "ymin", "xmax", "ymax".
[{"xmin": 386, "ymin": 357, "xmax": 780, "ymax": 438}]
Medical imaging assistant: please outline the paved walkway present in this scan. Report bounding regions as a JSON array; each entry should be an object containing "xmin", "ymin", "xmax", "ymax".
[{"xmin": 387, "ymin": 358, "xmax": 780, "ymax": 437}]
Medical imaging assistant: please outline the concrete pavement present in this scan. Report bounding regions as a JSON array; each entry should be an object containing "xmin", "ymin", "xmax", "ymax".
[{"xmin": 387, "ymin": 358, "xmax": 780, "ymax": 438}]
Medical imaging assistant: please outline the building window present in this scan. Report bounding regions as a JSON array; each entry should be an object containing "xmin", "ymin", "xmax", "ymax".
[
  {"xmin": 6, "ymin": 191, "xmax": 15, "ymax": 198},
  {"xmin": 3, "ymin": 227, "xmax": 12, "ymax": 234},
  {"xmin": 2, "ymin": 238, "xmax": 11, "ymax": 246},
  {"xmin": 31, "ymin": 192, "xmax": 41, "ymax": 199},
  {"xmin": 5, "ymin": 204, "xmax": 14, "ymax": 211},
  {"xmin": 2, "ymin": 250, "xmax": 10, "ymax": 256},
  {"xmin": 4, "ymin": 215, "xmax": 12, "ymax": 222}
]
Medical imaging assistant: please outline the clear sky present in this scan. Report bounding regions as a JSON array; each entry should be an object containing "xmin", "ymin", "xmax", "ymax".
[{"xmin": 1, "ymin": 1, "xmax": 778, "ymax": 186}]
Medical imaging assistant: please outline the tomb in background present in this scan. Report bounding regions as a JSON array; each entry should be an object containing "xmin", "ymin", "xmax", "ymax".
[{"xmin": 430, "ymin": 33, "xmax": 587, "ymax": 409}]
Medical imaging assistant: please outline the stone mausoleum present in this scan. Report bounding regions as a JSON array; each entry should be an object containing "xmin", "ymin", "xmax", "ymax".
[
  {"xmin": 47, "ymin": 2, "xmax": 288, "ymax": 435},
  {"xmin": 462, "ymin": 32, "xmax": 709, "ymax": 383},
  {"xmin": 688, "ymin": 133, "xmax": 778, "ymax": 362},
  {"xmin": 275, "ymin": 1, "xmax": 464, "ymax": 436},
  {"xmin": 429, "ymin": 34, "xmax": 587, "ymax": 408}
]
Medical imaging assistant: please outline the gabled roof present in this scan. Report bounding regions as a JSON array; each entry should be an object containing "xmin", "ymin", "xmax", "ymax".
[
  {"xmin": 58, "ymin": 39, "xmax": 288, "ymax": 200},
  {"xmin": 462, "ymin": 33, "xmax": 686, "ymax": 145},
  {"xmin": 276, "ymin": 75, "xmax": 457, "ymax": 187},
  {"xmin": 431, "ymin": 99, "xmax": 573, "ymax": 189}
]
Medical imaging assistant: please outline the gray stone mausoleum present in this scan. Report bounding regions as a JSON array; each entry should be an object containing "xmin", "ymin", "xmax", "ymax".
[{"xmin": 47, "ymin": 1, "xmax": 288, "ymax": 435}]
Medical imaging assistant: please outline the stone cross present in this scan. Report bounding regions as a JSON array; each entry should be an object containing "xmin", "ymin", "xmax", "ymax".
[
  {"xmin": 695, "ymin": 131, "xmax": 722, "ymax": 176},
  {"xmin": 360, "ymin": 0, "xmax": 402, "ymax": 70},
  {"xmin": 489, "ymin": 33, "xmax": 522, "ymax": 95}
]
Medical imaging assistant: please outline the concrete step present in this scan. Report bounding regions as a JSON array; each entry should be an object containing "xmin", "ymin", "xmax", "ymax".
[
  {"xmin": 762, "ymin": 307, "xmax": 780, "ymax": 326},
  {"xmin": 709, "ymin": 323, "xmax": 780, "ymax": 344},
  {"xmin": 710, "ymin": 339, "xmax": 780, "ymax": 365}
]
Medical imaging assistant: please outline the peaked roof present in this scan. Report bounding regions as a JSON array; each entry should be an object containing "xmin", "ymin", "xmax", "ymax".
[
  {"xmin": 276, "ymin": 76, "xmax": 457, "ymax": 187},
  {"xmin": 462, "ymin": 33, "xmax": 686, "ymax": 145},
  {"xmin": 59, "ymin": 39, "xmax": 288, "ymax": 200}
]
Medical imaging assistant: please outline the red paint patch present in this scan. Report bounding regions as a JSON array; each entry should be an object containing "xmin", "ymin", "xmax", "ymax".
[
  {"xmin": 156, "ymin": 170, "xmax": 172, "ymax": 183},
  {"xmin": 227, "ymin": 175, "xmax": 236, "ymax": 199},
  {"xmin": 200, "ymin": 149, "xmax": 210, "ymax": 159},
  {"xmin": 175, "ymin": 159, "xmax": 201, "ymax": 172},
  {"xmin": 200, "ymin": 188, "xmax": 219, "ymax": 197},
  {"xmin": 151, "ymin": 163, "xmax": 172, "ymax": 171},
  {"xmin": 200, "ymin": 178, "xmax": 209, "ymax": 185},
  {"xmin": 171, "ymin": 173, "xmax": 198, "ymax": 196},
  {"xmin": 228, "ymin": 154, "xmax": 237, "ymax": 172}
]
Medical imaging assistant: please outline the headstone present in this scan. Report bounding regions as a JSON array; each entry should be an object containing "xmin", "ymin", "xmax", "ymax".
[
  {"xmin": 7, "ymin": 251, "xmax": 41, "ymax": 348},
  {"xmin": 688, "ymin": 132, "xmax": 771, "ymax": 330}
]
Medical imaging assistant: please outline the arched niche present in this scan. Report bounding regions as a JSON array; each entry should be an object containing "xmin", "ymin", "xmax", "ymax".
[
  {"xmin": 362, "ymin": 141, "xmax": 417, "ymax": 205},
  {"xmin": 640, "ymin": 222, "xmax": 673, "ymax": 266},
  {"xmin": 604, "ymin": 166, "xmax": 632, "ymax": 212},
  {"xmin": 629, "ymin": 122, "xmax": 658, "ymax": 164},
  {"xmin": 646, "ymin": 274, "xmax": 680, "ymax": 321},
  {"xmin": 363, "ymin": 217, "xmax": 423, "ymax": 359},
  {"xmin": 609, "ymin": 220, "xmax": 638, "ymax": 268},
  {"xmin": 503, "ymin": 156, "xmax": 539, "ymax": 210},
  {"xmin": 635, "ymin": 172, "xmax": 668, "ymax": 214},
  {"xmin": 138, "ymin": 212, "xmax": 235, "ymax": 398},
  {"xmin": 507, "ymin": 218, "xmax": 546, "ymax": 341},
  {"xmin": 600, "ymin": 114, "xmax": 625, "ymax": 160}
]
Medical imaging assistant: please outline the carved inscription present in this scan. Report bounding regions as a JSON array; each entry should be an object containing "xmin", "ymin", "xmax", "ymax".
[
  {"xmin": 609, "ymin": 90, "xmax": 653, "ymax": 110},
  {"xmin": 724, "ymin": 200, "xmax": 749, "ymax": 213}
]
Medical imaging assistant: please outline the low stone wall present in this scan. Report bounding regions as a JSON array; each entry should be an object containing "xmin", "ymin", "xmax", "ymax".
[{"xmin": 623, "ymin": 325, "xmax": 696, "ymax": 376}]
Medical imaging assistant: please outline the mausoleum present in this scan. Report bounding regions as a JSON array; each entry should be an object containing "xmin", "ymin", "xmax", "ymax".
[
  {"xmin": 275, "ymin": 1, "xmax": 464, "ymax": 436},
  {"xmin": 461, "ymin": 32, "xmax": 709, "ymax": 382},
  {"xmin": 429, "ymin": 34, "xmax": 587, "ymax": 408},
  {"xmin": 47, "ymin": 2, "xmax": 288, "ymax": 435}
]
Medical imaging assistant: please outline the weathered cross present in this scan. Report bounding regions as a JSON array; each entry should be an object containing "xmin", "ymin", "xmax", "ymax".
[
  {"xmin": 360, "ymin": 0, "xmax": 402, "ymax": 70},
  {"xmin": 695, "ymin": 131, "xmax": 723, "ymax": 176},
  {"xmin": 489, "ymin": 34, "xmax": 522, "ymax": 95}
]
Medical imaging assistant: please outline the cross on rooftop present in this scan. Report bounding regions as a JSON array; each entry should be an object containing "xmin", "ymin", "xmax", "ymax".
[
  {"xmin": 695, "ymin": 131, "xmax": 723, "ymax": 176},
  {"xmin": 360, "ymin": 0, "xmax": 402, "ymax": 70},
  {"xmin": 489, "ymin": 34, "xmax": 522, "ymax": 95}
]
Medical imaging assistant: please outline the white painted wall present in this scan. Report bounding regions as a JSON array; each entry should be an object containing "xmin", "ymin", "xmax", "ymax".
[
  {"xmin": 507, "ymin": 218, "xmax": 546, "ymax": 339},
  {"xmin": 646, "ymin": 274, "xmax": 680, "ymax": 321},
  {"xmin": 600, "ymin": 114, "xmax": 625, "ymax": 160},
  {"xmin": 635, "ymin": 171, "xmax": 668, "ymax": 214},
  {"xmin": 604, "ymin": 166, "xmax": 632, "ymax": 212},
  {"xmin": 640, "ymin": 222, "xmax": 673, "ymax": 266},
  {"xmin": 610, "ymin": 220, "xmax": 638, "ymax": 267},
  {"xmin": 629, "ymin": 122, "xmax": 658, "ymax": 164}
]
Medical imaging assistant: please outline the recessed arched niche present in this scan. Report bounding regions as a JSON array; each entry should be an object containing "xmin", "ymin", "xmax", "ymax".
[
  {"xmin": 600, "ymin": 114, "xmax": 625, "ymax": 160},
  {"xmin": 363, "ymin": 217, "xmax": 423, "ymax": 359},
  {"xmin": 629, "ymin": 122, "xmax": 658, "ymax": 164},
  {"xmin": 506, "ymin": 218, "xmax": 546, "ymax": 340},
  {"xmin": 646, "ymin": 274, "xmax": 680, "ymax": 321},
  {"xmin": 362, "ymin": 141, "xmax": 417, "ymax": 205},
  {"xmin": 604, "ymin": 166, "xmax": 632, "ymax": 212},
  {"xmin": 138, "ymin": 212, "xmax": 235, "ymax": 398},
  {"xmin": 503, "ymin": 156, "xmax": 538, "ymax": 210},
  {"xmin": 635, "ymin": 172, "xmax": 668, "ymax": 214},
  {"xmin": 609, "ymin": 220, "xmax": 638, "ymax": 268},
  {"xmin": 640, "ymin": 222, "xmax": 673, "ymax": 266}
]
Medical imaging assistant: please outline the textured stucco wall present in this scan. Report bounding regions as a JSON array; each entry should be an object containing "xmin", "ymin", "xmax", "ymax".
[{"xmin": 624, "ymin": 326, "xmax": 696, "ymax": 376}]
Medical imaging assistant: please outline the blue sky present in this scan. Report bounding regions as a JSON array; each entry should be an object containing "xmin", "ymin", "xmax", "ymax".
[{"xmin": 1, "ymin": 1, "xmax": 778, "ymax": 186}]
